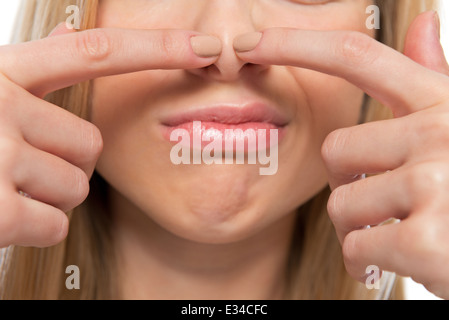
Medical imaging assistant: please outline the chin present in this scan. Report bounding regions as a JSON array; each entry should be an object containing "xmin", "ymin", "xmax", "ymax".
[
  {"xmin": 160, "ymin": 193, "xmax": 293, "ymax": 246},
  {"xmin": 161, "ymin": 206, "xmax": 272, "ymax": 245},
  {"xmin": 163, "ymin": 174, "xmax": 262, "ymax": 243}
]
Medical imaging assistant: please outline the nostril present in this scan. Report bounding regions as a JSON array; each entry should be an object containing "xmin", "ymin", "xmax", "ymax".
[
  {"xmin": 245, "ymin": 63, "xmax": 265, "ymax": 70},
  {"xmin": 201, "ymin": 64, "xmax": 220, "ymax": 74},
  {"xmin": 186, "ymin": 61, "xmax": 270, "ymax": 81},
  {"xmin": 240, "ymin": 63, "xmax": 271, "ymax": 76}
]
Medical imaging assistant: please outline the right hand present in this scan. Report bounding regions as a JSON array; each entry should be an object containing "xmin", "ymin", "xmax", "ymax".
[{"xmin": 0, "ymin": 24, "xmax": 219, "ymax": 248}]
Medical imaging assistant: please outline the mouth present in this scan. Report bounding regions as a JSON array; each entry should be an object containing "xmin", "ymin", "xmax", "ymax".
[{"xmin": 160, "ymin": 102, "xmax": 290, "ymax": 152}]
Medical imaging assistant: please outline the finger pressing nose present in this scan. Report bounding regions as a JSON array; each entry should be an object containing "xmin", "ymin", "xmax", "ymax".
[{"xmin": 185, "ymin": 0, "xmax": 268, "ymax": 81}]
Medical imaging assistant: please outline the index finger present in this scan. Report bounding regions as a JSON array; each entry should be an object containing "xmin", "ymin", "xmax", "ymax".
[
  {"xmin": 235, "ymin": 28, "xmax": 449, "ymax": 117},
  {"xmin": 0, "ymin": 28, "xmax": 221, "ymax": 98}
]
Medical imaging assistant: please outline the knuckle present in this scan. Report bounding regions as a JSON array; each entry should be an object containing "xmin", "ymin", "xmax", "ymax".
[
  {"xmin": 429, "ymin": 111, "xmax": 449, "ymax": 129},
  {"xmin": 0, "ymin": 75, "xmax": 18, "ymax": 112},
  {"xmin": 399, "ymin": 218, "xmax": 449, "ymax": 298},
  {"xmin": 0, "ymin": 79, "xmax": 10, "ymax": 104},
  {"xmin": 400, "ymin": 219, "xmax": 440, "ymax": 261},
  {"xmin": 417, "ymin": 112, "xmax": 449, "ymax": 147},
  {"xmin": 405, "ymin": 162, "xmax": 449, "ymax": 205},
  {"xmin": 0, "ymin": 135, "xmax": 19, "ymax": 153},
  {"xmin": 434, "ymin": 115, "xmax": 449, "ymax": 138},
  {"xmin": 335, "ymin": 31, "xmax": 378, "ymax": 67},
  {"xmin": 76, "ymin": 29, "xmax": 112, "ymax": 62},
  {"xmin": 0, "ymin": 136, "xmax": 21, "ymax": 171},
  {"xmin": 157, "ymin": 30, "xmax": 179, "ymax": 65}
]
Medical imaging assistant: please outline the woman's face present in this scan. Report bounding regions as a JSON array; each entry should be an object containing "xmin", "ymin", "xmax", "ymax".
[{"xmin": 92, "ymin": 0, "xmax": 373, "ymax": 244}]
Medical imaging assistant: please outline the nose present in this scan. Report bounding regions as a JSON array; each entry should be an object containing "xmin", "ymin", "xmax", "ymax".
[{"xmin": 186, "ymin": 0, "xmax": 268, "ymax": 82}]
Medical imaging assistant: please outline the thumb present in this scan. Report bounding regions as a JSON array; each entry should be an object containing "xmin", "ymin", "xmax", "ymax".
[
  {"xmin": 404, "ymin": 11, "xmax": 449, "ymax": 76},
  {"xmin": 47, "ymin": 22, "xmax": 77, "ymax": 38}
]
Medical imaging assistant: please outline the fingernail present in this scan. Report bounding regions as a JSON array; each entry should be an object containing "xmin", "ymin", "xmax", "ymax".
[
  {"xmin": 434, "ymin": 11, "xmax": 441, "ymax": 40},
  {"xmin": 233, "ymin": 32, "xmax": 262, "ymax": 52},
  {"xmin": 190, "ymin": 35, "xmax": 222, "ymax": 58}
]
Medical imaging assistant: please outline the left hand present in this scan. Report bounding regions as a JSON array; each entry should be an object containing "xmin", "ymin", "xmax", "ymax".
[{"xmin": 235, "ymin": 11, "xmax": 449, "ymax": 298}]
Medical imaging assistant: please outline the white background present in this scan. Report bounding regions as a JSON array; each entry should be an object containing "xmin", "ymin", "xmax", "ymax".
[{"xmin": 0, "ymin": 1, "xmax": 447, "ymax": 300}]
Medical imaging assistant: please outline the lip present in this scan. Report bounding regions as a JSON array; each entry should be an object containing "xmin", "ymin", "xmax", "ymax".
[
  {"xmin": 160, "ymin": 102, "xmax": 289, "ymax": 152},
  {"xmin": 161, "ymin": 102, "xmax": 289, "ymax": 128}
]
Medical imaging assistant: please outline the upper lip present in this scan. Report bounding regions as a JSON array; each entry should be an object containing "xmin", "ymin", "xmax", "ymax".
[{"xmin": 160, "ymin": 102, "xmax": 290, "ymax": 127}]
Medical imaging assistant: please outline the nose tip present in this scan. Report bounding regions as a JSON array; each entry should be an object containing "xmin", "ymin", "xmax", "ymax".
[
  {"xmin": 187, "ymin": 35, "xmax": 268, "ymax": 82},
  {"xmin": 185, "ymin": 1, "xmax": 268, "ymax": 82},
  {"xmin": 187, "ymin": 35, "xmax": 246, "ymax": 81}
]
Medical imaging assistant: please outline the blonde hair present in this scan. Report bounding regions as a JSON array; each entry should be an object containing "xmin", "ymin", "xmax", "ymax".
[{"xmin": 0, "ymin": 0, "xmax": 438, "ymax": 300}]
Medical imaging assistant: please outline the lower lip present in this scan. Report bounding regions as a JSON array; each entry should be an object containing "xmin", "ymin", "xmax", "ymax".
[{"xmin": 161, "ymin": 121, "xmax": 286, "ymax": 152}]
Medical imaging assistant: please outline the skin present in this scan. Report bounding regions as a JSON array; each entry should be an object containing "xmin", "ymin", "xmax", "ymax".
[
  {"xmin": 92, "ymin": 0, "xmax": 369, "ymax": 298},
  {"xmin": 0, "ymin": 0, "xmax": 448, "ymax": 299}
]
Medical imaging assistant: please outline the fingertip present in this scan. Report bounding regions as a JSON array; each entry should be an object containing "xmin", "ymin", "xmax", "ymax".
[
  {"xmin": 404, "ymin": 11, "xmax": 449, "ymax": 75},
  {"xmin": 56, "ymin": 212, "xmax": 70, "ymax": 243},
  {"xmin": 190, "ymin": 35, "xmax": 222, "ymax": 58},
  {"xmin": 48, "ymin": 22, "xmax": 77, "ymax": 38},
  {"xmin": 37, "ymin": 210, "xmax": 69, "ymax": 248},
  {"xmin": 233, "ymin": 32, "xmax": 263, "ymax": 53}
]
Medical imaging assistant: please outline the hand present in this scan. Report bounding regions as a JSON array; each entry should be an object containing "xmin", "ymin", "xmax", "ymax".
[
  {"xmin": 0, "ymin": 24, "xmax": 219, "ymax": 248},
  {"xmin": 235, "ymin": 11, "xmax": 449, "ymax": 298}
]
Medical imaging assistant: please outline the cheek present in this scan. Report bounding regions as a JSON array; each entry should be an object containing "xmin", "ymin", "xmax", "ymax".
[
  {"xmin": 97, "ymin": 0, "xmax": 197, "ymax": 29},
  {"xmin": 289, "ymin": 67, "xmax": 364, "ymax": 134},
  {"xmin": 253, "ymin": 1, "xmax": 374, "ymax": 36},
  {"xmin": 91, "ymin": 70, "xmax": 183, "ymax": 133}
]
